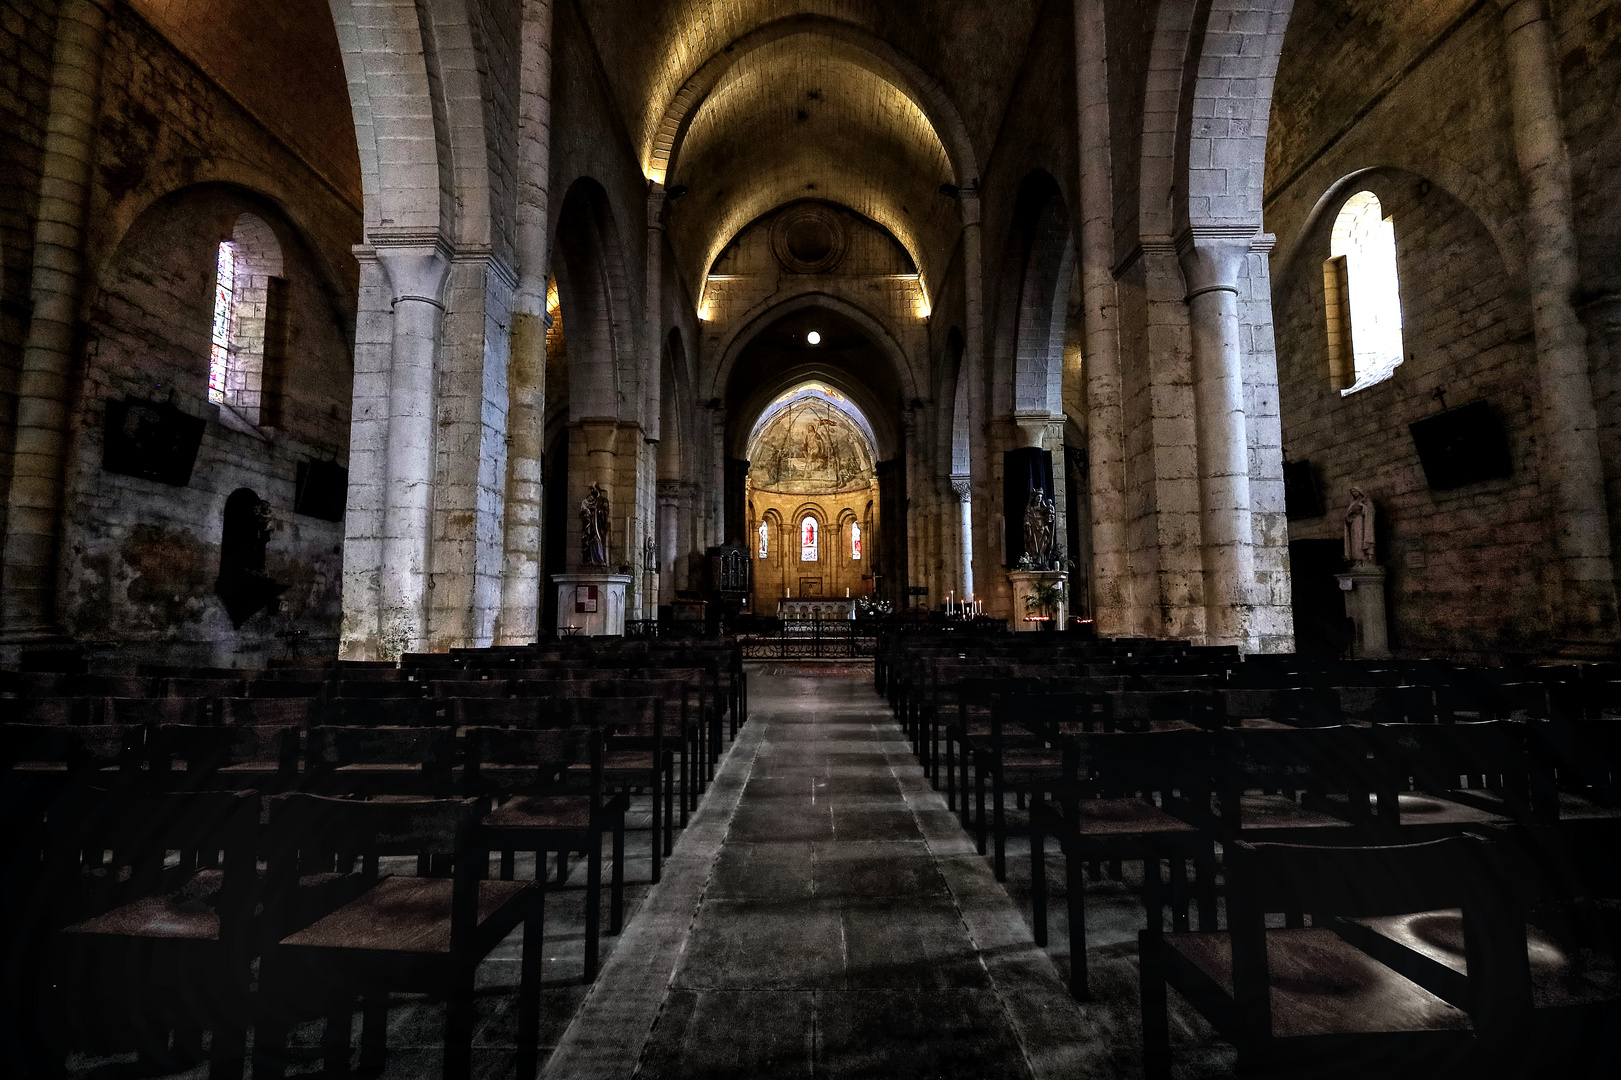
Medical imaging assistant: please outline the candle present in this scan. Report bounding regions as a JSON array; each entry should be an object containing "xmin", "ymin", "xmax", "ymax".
[{"xmin": 846, "ymin": 587, "xmax": 850, "ymax": 597}]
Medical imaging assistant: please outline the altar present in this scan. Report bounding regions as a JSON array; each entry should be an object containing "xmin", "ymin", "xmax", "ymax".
[{"xmin": 777, "ymin": 597, "xmax": 857, "ymax": 620}]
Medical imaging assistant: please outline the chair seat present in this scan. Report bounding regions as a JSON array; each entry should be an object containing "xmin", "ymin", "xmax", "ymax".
[
  {"xmin": 1351, "ymin": 908, "xmax": 1619, "ymax": 1009},
  {"xmin": 1319, "ymin": 791, "xmax": 1513, "ymax": 829},
  {"xmin": 1071, "ymin": 798, "xmax": 1198, "ymax": 836},
  {"xmin": 1166, "ymin": 928, "xmax": 1472, "ymax": 1038},
  {"xmin": 485, "ymin": 794, "xmax": 593, "ymax": 830},
  {"xmin": 1235, "ymin": 792, "xmax": 1356, "ymax": 831},
  {"xmin": 279, "ymin": 876, "xmax": 534, "ymax": 953},
  {"xmin": 63, "ymin": 869, "xmax": 225, "ymax": 940}
]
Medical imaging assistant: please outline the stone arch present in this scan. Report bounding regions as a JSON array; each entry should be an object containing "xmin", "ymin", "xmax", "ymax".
[
  {"xmin": 991, "ymin": 172, "xmax": 1074, "ymax": 419},
  {"xmin": 1141, "ymin": 0, "xmax": 1297, "ymax": 238},
  {"xmin": 553, "ymin": 177, "xmax": 638, "ymax": 422},
  {"xmin": 325, "ymin": 0, "xmax": 494, "ymax": 246},
  {"xmin": 658, "ymin": 328, "xmax": 692, "ymax": 480},
  {"xmin": 709, "ymin": 291, "xmax": 921, "ymax": 406},
  {"xmin": 933, "ymin": 326, "xmax": 969, "ymax": 479},
  {"xmin": 646, "ymin": 15, "xmax": 978, "ymax": 189},
  {"xmin": 1274, "ymin": 167, "xmax": 1520, "ymax": 287}
]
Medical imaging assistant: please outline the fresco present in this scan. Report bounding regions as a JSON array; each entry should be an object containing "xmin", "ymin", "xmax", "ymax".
[{"xmin": 748, "ymin": 386, "xmax": 875, "ymax": 494}]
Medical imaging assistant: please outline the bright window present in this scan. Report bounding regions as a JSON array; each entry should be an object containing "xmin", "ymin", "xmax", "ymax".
[
  {"xmin": 757, "ymin": 521, "xmax": 769, "ymax": 560},
  {"xmin": 850, "ymin": 521, "xmax": 861, "ymax": 560},
  {"xmin": 800, "ymin": 517, "xmax": 818, "ymax": 562},
  {"xmin": 209, "ymin": 240, "xmax": 236, "ymax": 404},
  {"xmin": 1328, "ymin": 190, "xmax": 1404, "ymax": 395}
]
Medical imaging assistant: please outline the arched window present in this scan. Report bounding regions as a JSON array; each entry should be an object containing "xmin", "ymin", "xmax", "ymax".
[
  {"xmin": 757, "ymin": 520, "xmax": 769, "ymax": 560},
  {"xmin": 800, "ymin": 517, "xmax": 818, "ymax": 562},
  {"xmin": 1325, "ymin": 190, "xmax": 1404, "ymax": 395},
  {"xmin": 207, "ymin": 213, "xmax": 288, "ymax": 425},
  {"xmin": 850, "ymin": 521, "xmax": 862, "ymax": 561}
]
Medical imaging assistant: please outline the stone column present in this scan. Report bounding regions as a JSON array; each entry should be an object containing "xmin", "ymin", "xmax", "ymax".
[
  {"xmin": 951, "ymin": 475, "xmax": 974, "ymax": 602},
  {"xmin": 496, "ymin": 0, "xmax": 554, "ymax": 646},
  {"xmin": 959, "ymin": 190, "xmax": 997, "ymax": 616},
  {"xmin": 580, "ymin": 418, "xmax": 618, "ymax": 494},
  {"xmin": 658, "ymin": 479, "xmax": 681, "ymax": 605},
  {"xmin": 644, "ymin": 188, "xmax": 666, "ymax": 442},
  {"xmin": 1178, "ymin": 228, "xmax": 1258, "ymax": 648},
  {"xmin": 1497, "ymin": 0, "xmax": 1619, "ymax": 640},
  {"xmin": 1074, "ymin": 0, "xmax": 1132, "ymax": 636},
  {"xmin": 374, "ymin": 243, "xmax": 451, "ymax": 657},
  {"xmin": 2, "ymin": 0, "xmax": 115, "ymax": 638}
]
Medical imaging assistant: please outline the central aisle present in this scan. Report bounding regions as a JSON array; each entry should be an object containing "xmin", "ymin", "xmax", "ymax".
[{"xmin": 543, "ymin": 664, "xmax": 1109, "ymax": 1079}]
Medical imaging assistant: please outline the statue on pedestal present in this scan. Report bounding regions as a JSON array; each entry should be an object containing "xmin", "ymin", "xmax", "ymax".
[
  {"xmin": 1343, "ymin": 487, "xmax": 1376, "ymax": 567},
  {"xmin": 1023, "ymin": 485, "xmax": 1057, "ymax": 571},
  {"xmin": 580, "ymin": 483, "xmax": 609, "ymax": 566}
]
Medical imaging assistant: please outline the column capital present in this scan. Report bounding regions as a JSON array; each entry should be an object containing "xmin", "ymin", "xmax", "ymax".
[
  {"xmin": 578, "ymin": 418, "xmax": 620, "ymax": 457},
  {"xmin": 364, "ymin": 235, "xmax": 453, "ymax": 308},
  {"xmin": 958, "ymin": 189, "xmax": 982, "ymax": 227},
  {"xmin": 1174, "ymin": 226, "xmax": 1270, "ymax": 298},
  {"xmin": 949, "ymin": 474, "xmax": 972, "ymax": 502},
  {"xmin": 647, "ymin": 186, "xmax": 668, "ymax": 231}
]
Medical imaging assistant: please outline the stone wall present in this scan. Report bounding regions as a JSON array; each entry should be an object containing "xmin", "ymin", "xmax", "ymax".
[
  {"xmin": 1265, "ymin": 0, "xmax": 1621, "ymax": 659},
  {"xmin": 48, "ymin": 6, "xmax": 359, "ymax": 665}
]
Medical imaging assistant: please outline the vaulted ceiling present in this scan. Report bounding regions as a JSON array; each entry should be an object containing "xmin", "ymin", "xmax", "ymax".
[{"xmin": 577, "ymin": 0, "xmax": 1045, "ymax": 301}]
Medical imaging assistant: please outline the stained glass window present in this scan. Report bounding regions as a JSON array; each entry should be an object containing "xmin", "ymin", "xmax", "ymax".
[
  {"xmin": 850, "ymin": 522, "xmax": 861, "ymax": 560},
  {"xmin": 800, "ymin": 517, "xmax": 818, "ymax": 562},
  {"xmin": 209, "ymin": 241, "xmax": 236, "ymax": 404},
  {"xmin": 758, "ymin": 521, "xmax": 769, "ymax": 559}
]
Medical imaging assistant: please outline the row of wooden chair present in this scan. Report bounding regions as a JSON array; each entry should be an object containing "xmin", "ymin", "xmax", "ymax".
[
  {"xmin": 3, "ymin": 640, "xmax": 749, "ymax": 1079},
  {"xmin": 10, "ymin": 723, "xmax": 619, "ymax": 1080},
  {"xmin": 878, "ymin": 630, "xmax": 1619, "ymax": 1076}
]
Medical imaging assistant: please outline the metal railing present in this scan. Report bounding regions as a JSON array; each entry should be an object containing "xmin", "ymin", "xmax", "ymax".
[{"xmin": 738, "ymin": 617, "xmax": 880, "ymax": 660}]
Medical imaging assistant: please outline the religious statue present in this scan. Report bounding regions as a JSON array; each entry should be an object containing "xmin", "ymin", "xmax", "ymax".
[
  {"xmin": 1023, "ymin": 484, "xmax": 1057, "ymax": 571},
  {"xmin": 1343, "ymin": 486, "xmax": 1376, "ymax": 566},
  {"xmin": 580, "ymin": 483, "xmax": 609, "ymax": 566}
]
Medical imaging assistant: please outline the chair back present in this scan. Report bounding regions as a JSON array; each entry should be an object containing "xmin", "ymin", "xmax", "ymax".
[
  {"xmin": 303, "ymin": 725, "xmax": 458, "ymax": 794},
  {"xmin": 463, "ymin": 725, "xmax": 600, "ymax": 799},
  {"xmin": 1370, "ymin": 720, "xmax": 1529, "ymax": 809},
  {"xmin": 44, "ymin": 786, "xmax": 260, "ymax": 923},
  {"xmin": 1225, "ymin": 835, "xmax": 1530, "ymax": 1035}
]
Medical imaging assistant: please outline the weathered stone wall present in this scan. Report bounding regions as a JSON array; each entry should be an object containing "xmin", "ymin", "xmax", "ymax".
[
  {"xmin": 0, "ymin": 0, "xmax": 60, "ymax": 560},
  {"xmin": 48, "ymin": 6, "xmax": 360, "ymax": 665},
  {"xmin": 1273, "ymin": 170, "xmax": 1546, "ymax": 659},
  {"xmin": 1265, "ymin": 0, "xmax": 1621, "ymax": 659}
]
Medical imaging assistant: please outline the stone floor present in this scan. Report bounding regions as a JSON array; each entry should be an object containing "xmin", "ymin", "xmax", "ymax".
[
  {"xmin": 542, "ymin": 663, "xmax": 1228, "ymax": 1080},
  {"xmin": 61, "ymin": 663, "xmax": 1235, "ymax": 1079}
]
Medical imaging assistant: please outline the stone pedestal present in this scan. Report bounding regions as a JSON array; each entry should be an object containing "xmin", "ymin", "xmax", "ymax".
[
  {"xmin": 552, "ymin": 573, "xmax": 630, "ymax": 637},
  {"xmin": 1008, "ymin": 570, "xmax": 1068, "ymax": 632},
  {"xmin": 1337, "ymin": 564, "xmax": 1390, "ymax": 659}
]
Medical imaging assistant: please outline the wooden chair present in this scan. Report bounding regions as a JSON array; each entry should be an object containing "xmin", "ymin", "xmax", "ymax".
[
  {"xmin": 302, "ymin": 725, "xmax": 459, "ymax": 797},
  {"xmin": 465, "ymin": 725, "xmax": 627, "ymax": 979},
  {"xmin": 1365, "ymin": 720, "xmax": 1527, "ymax": 839},
  {"xmin": 1029, "ymin": 724, "xmax": 1213, "ymax": 999},
  {"xmin": 1181, "ymin": 725, "xmax": 1384, "ymax": 845},
  {"xmin": 318, "ymin": 695, "xmax": 429, "ymax": 727},
  {"xmin": 146, "ymin": 723, "xmax": 301, "ymax": 792},
  {"xmin": 1140, "ymin": 835, "xmax": 1530, "ymax": 1080},
  {"xmin": 253, "ymin": 794, "xmax": 542, "ymax": 1080},
  {"xmin": 1333, "ymin": 822, "xmax": 1621, "ymax": 1077},
  {"xmin": 43, "ymin": 788, "xmax": 262, "ymax": 1079}
]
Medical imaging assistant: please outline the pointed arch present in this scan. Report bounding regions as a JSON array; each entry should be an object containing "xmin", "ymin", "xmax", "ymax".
[{"xmin": 553, "ymin": 177, "xmax": 638, "ymax": 422}]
